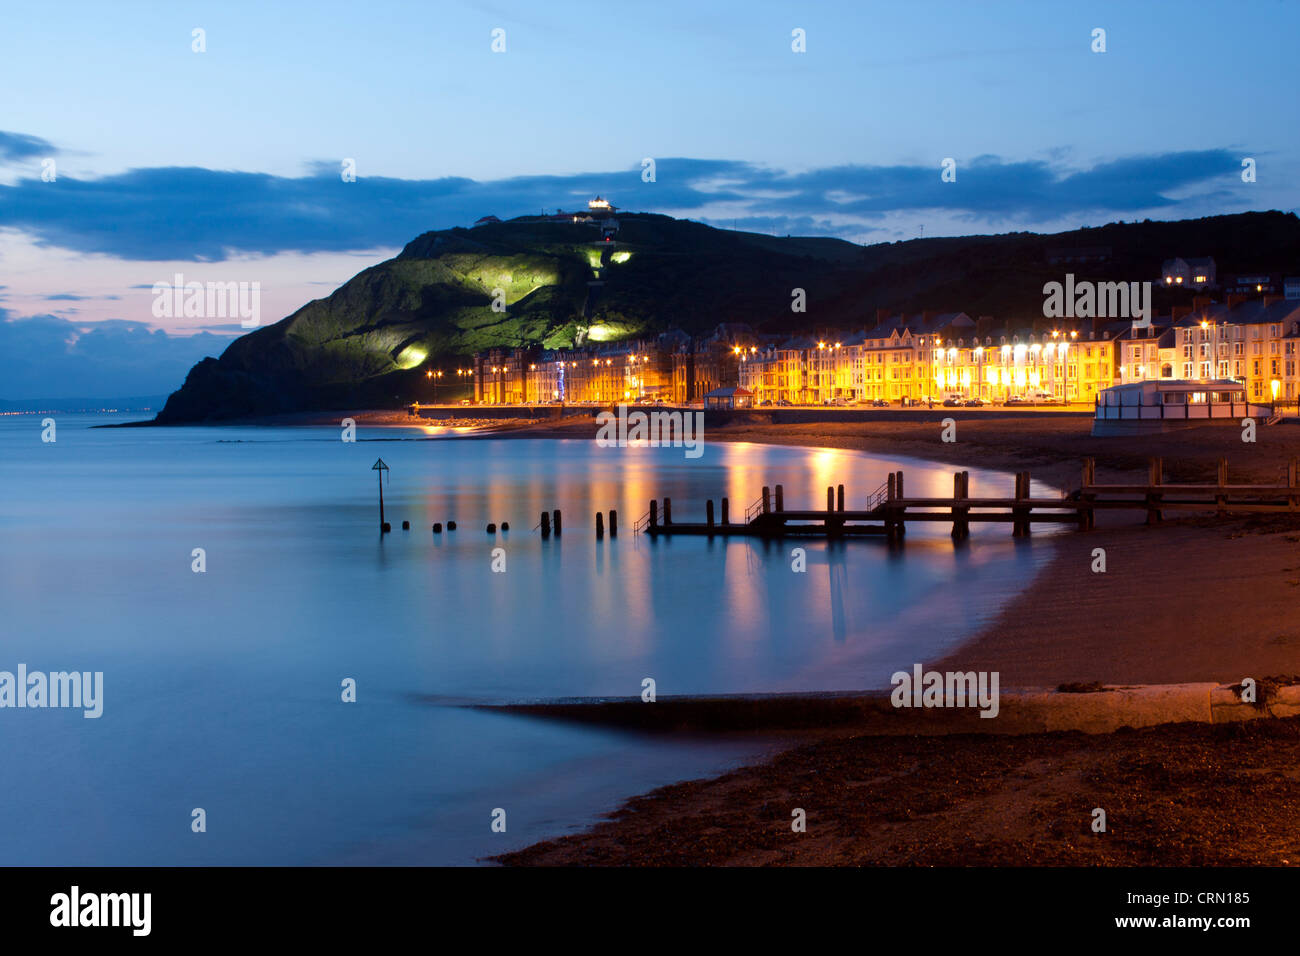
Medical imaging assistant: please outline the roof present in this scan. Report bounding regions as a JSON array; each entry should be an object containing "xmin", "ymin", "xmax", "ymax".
[
  {"xmin": 704, "ymin": 386, "xmax": 753, "ymax": 398},
  {"xmin": 1173, "ymin": 298, "xmax": 1300, "ymax": 328},
  {"xmin": 1102, "ymin": 379, "xmax": 1245, "ymax": 394}
]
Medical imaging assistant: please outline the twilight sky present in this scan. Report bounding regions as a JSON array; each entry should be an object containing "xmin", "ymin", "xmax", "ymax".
[{"xmin": 1, "ymin": 0, "xmax": 1296, "ymax": 399}]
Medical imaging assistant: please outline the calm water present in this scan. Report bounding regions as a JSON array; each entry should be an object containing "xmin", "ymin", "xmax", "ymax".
[{"xmin": 0, "ymin": 414, "xmax": 1054, "ymax": 864}]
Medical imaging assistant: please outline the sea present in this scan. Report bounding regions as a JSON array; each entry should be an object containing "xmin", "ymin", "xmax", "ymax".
[{"xmin": 0, "ymin": 413, "xmax": 1055, "ymax": 864}]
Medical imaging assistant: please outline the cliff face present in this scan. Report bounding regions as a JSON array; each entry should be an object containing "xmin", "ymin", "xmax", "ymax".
[{"xmin": 154, "ymin": 211, "xmax": 1300, "ymax": 421}]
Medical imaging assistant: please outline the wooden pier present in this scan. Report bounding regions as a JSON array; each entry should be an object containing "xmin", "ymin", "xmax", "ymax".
[{"xmin": 627, "ymin": 456, "xmax": 1300, "ymax": 541}]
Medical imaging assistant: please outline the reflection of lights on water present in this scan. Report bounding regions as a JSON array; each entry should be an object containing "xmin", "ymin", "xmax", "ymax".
[{"xmin": 419, "ymin": 425, "xmax": 486, "ymax": 436}]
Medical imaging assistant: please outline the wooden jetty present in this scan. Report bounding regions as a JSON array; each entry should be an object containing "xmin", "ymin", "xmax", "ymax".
[{"xmin": 626, "ymin": 456, "xmax": 1300, "ymax": 541}]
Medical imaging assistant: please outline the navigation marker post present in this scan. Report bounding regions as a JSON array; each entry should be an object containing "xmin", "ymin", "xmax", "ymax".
[{"xmin": 372, "ymin": 458, "xmax": 390, "ymax": 533}]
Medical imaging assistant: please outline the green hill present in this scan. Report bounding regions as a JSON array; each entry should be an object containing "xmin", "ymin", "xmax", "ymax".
[{"xmin": 154, "ymin": 210, "xmax": 1300, "ymax": 421}]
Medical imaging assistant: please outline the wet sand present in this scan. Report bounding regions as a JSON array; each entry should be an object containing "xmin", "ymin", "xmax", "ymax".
[{"xmin": 496, "ymin": 716, "xmax": 1300, "ymax": 866}]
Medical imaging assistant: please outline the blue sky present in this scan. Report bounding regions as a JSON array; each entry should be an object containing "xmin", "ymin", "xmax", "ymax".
[{"xmin": 0, "ymin": 0, "xmax": 1296, "ymax": 398}]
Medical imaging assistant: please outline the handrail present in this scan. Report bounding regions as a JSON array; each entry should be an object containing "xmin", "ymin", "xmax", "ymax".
[
  {"xmin": 866, "ymin": 479, "xmax": 891, "ymax": 510},
  {"xmin": 632, "ymin": 509, "xmax": 652, "ymax": 534},
  {"xmin": 744, "ymin": 493, "xmax": 767, "ymax": 523}
]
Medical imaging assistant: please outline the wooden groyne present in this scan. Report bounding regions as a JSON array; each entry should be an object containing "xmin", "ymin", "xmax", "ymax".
[{"xmin": 627, "ymin": 456, "xmax": 1300, "ymax": 541}]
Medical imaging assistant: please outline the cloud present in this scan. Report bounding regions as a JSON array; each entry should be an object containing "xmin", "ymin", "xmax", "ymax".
[
  {"xmin": 0, "ymin": 310, "xmax": 237, "ymax": 401},
  {"xmin": 0, "ymin": 130, "xmax": 56, "ymax": 163},
  {"xmin": 0, "ymin": 149, "xmax": 1249, "ymax": 261}
]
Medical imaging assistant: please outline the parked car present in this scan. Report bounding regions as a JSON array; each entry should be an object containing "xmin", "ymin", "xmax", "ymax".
[
  {"xmin": 964, "ymin": 398, "xmax": 988, "ymax": 407},
  {"xmin": 776, "ymin": 399, "xmax": 792, "ymax": 407},
  {"xmin": 942, "ymin": 397, "xmax": 963, "ymax": 407},
  {"xmin": 870, "ymin": 398, "xmax": 889, "ymax": 407},
  {"xmin": 1005, "ymin": 396, "xmax": 1027, "ymax": 405}
]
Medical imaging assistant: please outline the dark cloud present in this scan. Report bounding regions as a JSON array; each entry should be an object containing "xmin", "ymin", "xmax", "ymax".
[
  {"xmin": 0, "ymin": 130, "xmax": 56, "ymax": 162},
  {"xmin": 0, "ymin": 310, "xmax": 237, "ymax": 401},
  {"xmin": 0, "ymin": 150, "xmax": 1245, "ymax": 261}
]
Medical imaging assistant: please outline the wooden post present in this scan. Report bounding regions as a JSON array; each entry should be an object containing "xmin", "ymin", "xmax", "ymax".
[
  {"xmin": 1216, "ymin": 457, "xmax": 1227, "ymax": 516},
  {"xmin": 721, "ymin": 497, "xmax": 730, "ymax": 525},
  {"xmin": 552, "ymin": 509, "xmax": 562, "ymax": 535},
  {"xmin": 837, "ymin": 484, "xmax": 845, "ymax": 512},
  {"xmin": 1013, "ymin": 471, "xmax": 1030, "ymax": 537},
  {"xmin": 1082, "ymin": 458, "xmax": 1096, "ymax": 530},
  {"xmin": 649, "ymin": 500, "xmax": 658, "ymax": 530},
  {"xmin": 609, "ymin": 510, "xmax": 618, "ymax": 537},
  {"xmin": 951, "ymin": 472, "xmax": 963, "ymax": 540},
  {"xmin": 775, "ymin": 484, "xmax": 784, "ymax": 512},
  {"xmin": 706, "ymin": 499, "xmax": 715, "ymax": 528},
  {"xmin": 827, "ymin": 486, "xmax": 835, "ymax": 513},
  {"xmin": 596, "ymin": 512, "xmax": 605, "ymax": 539},
  {"xmin": 1290, "ymin": 457, "xmax": 1298, "ymax": 512},
  {"xmin": 887, "ymin": 473, "xmax": 896, "ymax": 501},
  {"xmin": 540, "ymin": 511, "xmax": 551, "ymax": 536},
  {"xmin": 895, "ymin": 471, "xmax": 905, "ymax": 538},
  {"xmin": 762, "ymin": 486, "xmax": 770, "ymax": 515},
  {"xmin": 1012, "ymin": 472, "xmax": 1020, "ymax": 537}
]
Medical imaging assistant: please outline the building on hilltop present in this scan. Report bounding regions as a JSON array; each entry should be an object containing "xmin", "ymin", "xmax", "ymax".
[{"xmin": 1160, "ymin": 256, "xmax": 1217, "ymax": 289}]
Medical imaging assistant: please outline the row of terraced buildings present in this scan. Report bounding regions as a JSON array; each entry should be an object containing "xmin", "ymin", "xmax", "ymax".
[{"xmin": 472, "ymin": 295, "xmax": 1300, "ymax": 407}]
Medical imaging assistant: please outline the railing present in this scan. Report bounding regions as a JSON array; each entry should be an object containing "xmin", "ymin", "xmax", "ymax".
[
  {"xmin": 632, "ymin": 509, "xmax": 653, "ymax": 534},
  {"xmin": 866, "ymin": 479, "xmax": 891, "ymax": 510},
  {"xmin": 744, "ymin": 493, "xmax": 767, "ymax": 523}
]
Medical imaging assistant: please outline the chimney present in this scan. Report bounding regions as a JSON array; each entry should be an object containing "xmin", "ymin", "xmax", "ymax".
[
  {"xmin": 876, "ymin": 308, "xmax": 890, "ymax": 326},
  {"xmin": 1193, "ymin": 295, "xmax": 1212, "ymax": 311},
  {"xmin": 1226, "ymin": 293, "xmax": 1249, "ymax": 309}
]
